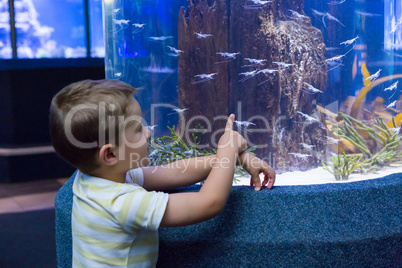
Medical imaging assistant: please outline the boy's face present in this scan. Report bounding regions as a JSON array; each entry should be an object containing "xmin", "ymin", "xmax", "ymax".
[{"xmin": 117, "ymin": 98, "xmax": 151, "ymax": 170}]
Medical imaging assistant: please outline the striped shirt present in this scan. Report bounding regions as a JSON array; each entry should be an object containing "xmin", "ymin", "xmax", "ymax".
[{"xmin": 72, "ymin": 168, "xmax": 169, "ymax": 267}]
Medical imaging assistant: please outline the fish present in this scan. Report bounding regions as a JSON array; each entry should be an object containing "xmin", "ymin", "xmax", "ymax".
[
  {"xmin": 340, "ymin": 36, "xmax": 359, "ymax": 46},
  {"xmin": 257, "ymin": 68, "xmax": 277, "ymax": 74},
  {"xmin": 172, "ymin": 108, "xmax": 189, "ymax": 114},
  {"xmin": 323, "ymin": 12, "xmax": 345, "ymax": 27},
  {"xmin": 384, "ymin": 81, "xmax": 398, "ymax": 91},
  {"xmin": 215, "ymin": 52, "xmax": 240, "ymax": 64},
  {"xmin": 297, "ymin": 111, "xmax": 319, "ymax": 123},
  {"xmin": 132, "ymin": 23, "xmax": 146, "ymax": 34},
  {"xmin": 234, "ymin": 121, "xmax": 256, "ymax": 127},
  {"xmin": 192, "ymin": 73, "xmax": 218, "ymax": 84},
  {"xmin": 194, "ymin": 32, "xmax": 213, "ymax": 39},
  {"xmin": 385, "ymin": 101, "xmax": 397, "ymax": 109},
  {"xmin": 272, "ymin": 61, "xmax": 293, "ymax": 68},
  {"xmin": 239, "ymin": 70, "xmax": 258, "ymax": 82},
  {"xmin": 244, "ymin": 58, "xmax": 266, "ymax": 65},
  {"xmin": 365, "ymin": 68, "xmax": 382, "ymax": 83},
  {"xmin": 302, "ymin": 83, "xmax": 322, "ymax": 94},
  {"xmin": 311, "ymin": 9, "xmax": 326, "ymax": 17},
  {"xmin": 166, "ymin": 46, "xmax": 183, "ymax": 56},
  {"xmin": 216, "ymin": 52, "xmax": 240, "ymax": 59},
  {"xmin": 288, "ymin": 153, "xmax": 312, "ymax": 160},
  {"xmin": 146, "ymin": 125, "xmax": 157, "ymax": 131},
  {"xmin": 148, "ymin": 36, "xmax": 174, "ymax": 41},
  {"xmin": 113, "ymin": 19, "xmax": 130, "ymax": 26},
  {"xmin": 194, "ymin": 73, "xmax": 218, "ymax": 80},
  {"xmin": 288, "ymin": 9, "xmax": 308, "ymax": 20}
]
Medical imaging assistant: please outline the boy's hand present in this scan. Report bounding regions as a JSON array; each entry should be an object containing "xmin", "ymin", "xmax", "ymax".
[
  {"xmin": 239, "ymin": 152, "xmax": 276, "ymax": 190},
  {"xmin": 218, "ymin": 114, "xmax": 247, "ymax": 154}
]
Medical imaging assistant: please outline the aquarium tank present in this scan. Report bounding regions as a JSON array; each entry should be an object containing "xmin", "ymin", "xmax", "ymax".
[{"xmin": 103, "ymin": 0, "xmax": 402, "ymax": 180}]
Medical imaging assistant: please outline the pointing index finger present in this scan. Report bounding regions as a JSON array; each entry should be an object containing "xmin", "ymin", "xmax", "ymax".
[{"xmin": 225, "ymin": 114, "xmax": 235, "ymax": 131}]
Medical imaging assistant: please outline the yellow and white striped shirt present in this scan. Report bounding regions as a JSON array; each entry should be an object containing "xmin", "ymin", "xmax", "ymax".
[{"xmin": 72, "ymin": 169, "xmax": 169, "ymax": 267}]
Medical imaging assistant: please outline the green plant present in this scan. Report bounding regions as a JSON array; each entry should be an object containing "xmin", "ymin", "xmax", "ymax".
[
  {"xmin": 323, "ymin": 114, "xmax": 401, "ymax": 180},
  {"xmin": 149, "ymin": 126, "xmax": 255, "ymax": 181},
  {"xmin": 322, "ymin": 153, "xmax": 371, "ymax": 181}
]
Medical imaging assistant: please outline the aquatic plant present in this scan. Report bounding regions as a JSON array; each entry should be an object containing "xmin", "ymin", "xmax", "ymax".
[
  {"xmin": 322, "ymin": 153, "xmax": 370, "ymax": 181},
  {"xmin": 323, "ymin": 113, "xmax": 401, "ymax": 180},
  {"xmin": 335, "ymin": 113, "xmax": 401, "ymax": 157},
  {"xmin": 149, "ymin": 126, "xmax": 255, "ymax": 181}
]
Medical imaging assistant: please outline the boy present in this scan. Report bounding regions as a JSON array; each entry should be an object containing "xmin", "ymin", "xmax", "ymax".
[{"xmin": 50, "ymin": 79, "xmax": 275, "ymax": 267}]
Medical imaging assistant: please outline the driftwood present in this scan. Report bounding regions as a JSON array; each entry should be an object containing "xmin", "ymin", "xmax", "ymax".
[{"xmin": 178, "ymin": 0, "xmax": 328, "ymax": 172}]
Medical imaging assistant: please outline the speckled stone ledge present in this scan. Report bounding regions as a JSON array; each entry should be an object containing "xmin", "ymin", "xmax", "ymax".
[{"xmin": 56, "ymin": 172, "xmax": 402, "ymax": 267}]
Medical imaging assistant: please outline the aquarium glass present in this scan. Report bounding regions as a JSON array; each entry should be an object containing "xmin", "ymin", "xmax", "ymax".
[
  {"xmin": 0, "ymin": 0, "xmax": 11, "ymax": 59},
  {"xmin": 89, "ymin": 0, "xmax": 104, "ymax": 57},
  {"xmin": 14, "ymin": 0, "xmax": 86, "ymax": 58},
  {"xmin": 104, "ymin": 0, "xmax": 402, "ymax": 180}
]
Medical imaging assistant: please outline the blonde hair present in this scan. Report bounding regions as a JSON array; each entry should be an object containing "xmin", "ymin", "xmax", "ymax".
[{"xmin": 49, "ymin": 79, "xmax": 136, "ymax": 173}]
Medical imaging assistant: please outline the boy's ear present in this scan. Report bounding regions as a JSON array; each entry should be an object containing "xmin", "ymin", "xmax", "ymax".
[{"xmin": 98, "ymin": 144, "xmax": 118, "ymax": 166}]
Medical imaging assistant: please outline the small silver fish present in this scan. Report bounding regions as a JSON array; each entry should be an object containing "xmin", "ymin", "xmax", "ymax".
[
  {"xmin": 288, "ymin": 153, "xmax": 312, "ymax": 160},
  {"xmin": 194, "ymin": 32, "xmax": 213, "ymax": 39},
  {"xmin": 234, "ymin": 121, "xmax": 256, "ymax": 127},
  {"xmin": 257, "ymin": 68, "xmax": 277, "ymax": 74},
  {"xmin": 146, "ymin": 125, "xmax": 157, "ymax": 131},
  {"xmin": 384, "ymin": 81, "xmax": 398, "ymax": 91},
  {"xmin": 167, "ymin": 46, "xmax": 183, "ymax": 55},
  {"xmin": 297, "ymin": 111, "xmax": 319, "ymax": 123},
  {"xmin": 216, "ymin": 52, "xmax": 240, "ymax": 59},
  {"xmin": 323, "ymin": 12, "xmax": 345, "ymax": 27},
  {"xmin": 194, "ymin": 73, "xmax": 218, "ymax": 80},
  {"xmin": 244, "ymin": 58, "xmax": 266, "ymax": 65},
  {"xmin": 365, "ymin": 68, "xmax": 382, "ymax": 82},
  {"xmin": 303, "ymin": 83, "xmax": 322, "ymax": 94},
  {"xmin": 386, "ymin": 101, "xmax": 397, "ymax": 109},
  {"xmin": 172, "ymin": 108, "xmax": 189, "ymax": 114},
  {"xmin": 340, "ymin": 35, "xmax": 359, "ymax": 46},
  {"xmin": 149, "ymin": 36, "xmax": 174, "ymax": 41},
  {"xmin": 272, "ymin": 61, "xmax": 293, "ymax": 68}
]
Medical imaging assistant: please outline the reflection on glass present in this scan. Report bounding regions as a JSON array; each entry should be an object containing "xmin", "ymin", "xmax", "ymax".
[
  {"xmin": 14, "ymin": 0, "xmax": 86, "ymax": 58},
  {"xmin": 0, "ymin": 0, "xmax": 11, "ymax": 59},
  {"xmin": 384, "ymin": 0, "xmax": 402, "ymax": 51},
  {"xmin": 89, "ymin": 0, "xmax": 104, "ymax": 57}
]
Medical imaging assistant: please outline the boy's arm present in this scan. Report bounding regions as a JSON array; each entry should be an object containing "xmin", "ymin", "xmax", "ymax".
[
  {"xmin": 159, "ymin": 114, "xmax": 247, "ymax": 227},
  {"xmin": 141, "ymin": 155, "xmax": 217, "ymax": 191}
]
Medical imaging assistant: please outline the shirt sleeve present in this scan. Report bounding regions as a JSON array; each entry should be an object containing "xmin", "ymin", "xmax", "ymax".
[
  {"xmin": 125, "ymin": 168, "xmax": 144, "ymax": 187},
  {"xmin": 115, "ymin": 188, "xmax": 169, "ymax": 233}
]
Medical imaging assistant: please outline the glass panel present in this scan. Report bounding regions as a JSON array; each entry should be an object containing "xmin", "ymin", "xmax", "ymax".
[
  {"xmin": 14, "ymin": 0, "xmax": 86, "ymax": 58},
  {"xmin": 0, "ymin": 0, "xmax": 11, "ymax": 59},
  {"xmin": 89, "ymin": 0, "xmax": 104, "ymax": 57},
  {"xmin": 104, "ymin": 0, "xmax": 402, "ymax": 183}
]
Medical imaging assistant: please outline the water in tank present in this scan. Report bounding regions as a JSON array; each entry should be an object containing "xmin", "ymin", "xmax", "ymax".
[{"xmin": 103, "ymin": 0, "xmax": 402, "ymax": 182}]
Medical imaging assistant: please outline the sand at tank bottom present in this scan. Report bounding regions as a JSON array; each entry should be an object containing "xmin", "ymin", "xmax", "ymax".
[{"xmin": 233, "ymin": 164, "xmax": 402, "ymax": 186}]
